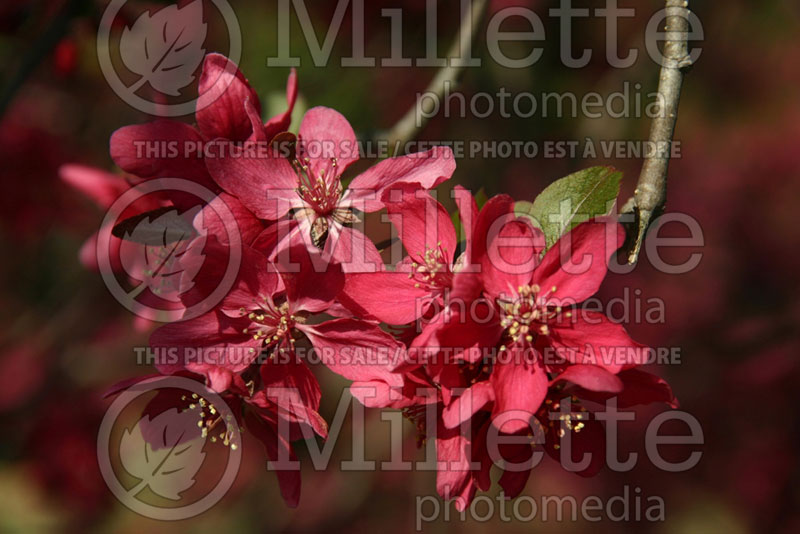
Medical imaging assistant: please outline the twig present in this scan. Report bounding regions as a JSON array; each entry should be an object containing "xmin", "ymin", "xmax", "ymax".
[
  {"xmin": 383, "ymin": 0, "xmax": 489, "ymax": 155},
  {"xmin": 622, "ymin": 0, "xmax": 693, "ymax": 264}
]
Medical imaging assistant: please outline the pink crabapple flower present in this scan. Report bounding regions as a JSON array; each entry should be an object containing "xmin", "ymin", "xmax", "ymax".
[
  {"xmin": 397, "ymin": 366, "xmax": 676, "ymax": 509},
  {"xmin": 132, "ymin": 240, "xmax": 408, "ymax": 507},
  {"xmin": 150, "ymin": 240, "xmax": 404, "ymax": 407},
  {"xmin": 205, "ymin": 106, "xmax": 456, "ymax": 272},
  {"xmin": 342, "ymin": 183, "xmax": 477, "ymax": 326},
  {"xmin": 424, "ymin": 198, "xmax": 647, "ymax": 434},
  {"xmin": 66, "ymin": 54, "xmax": 296, "ymax": 326},
  {"xmin": 365, "ymin": 194, "xmax": 668, "ymax": 508},
  {"xmin": 110, "ymin": 53, "xmax": 297, "ymax": 209},
  {"xmin": 60, "ymin": 164, "xmax": 264, "ymax": 329}
]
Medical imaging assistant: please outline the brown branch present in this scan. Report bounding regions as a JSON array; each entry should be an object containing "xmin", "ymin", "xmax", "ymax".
[
  {"xmin": 383, "ymin": 0, "xmax": 489, "ymax": 155},
  {"xmin": 623, "ymin": 0, "xmax": 694, "ymax": 264}
]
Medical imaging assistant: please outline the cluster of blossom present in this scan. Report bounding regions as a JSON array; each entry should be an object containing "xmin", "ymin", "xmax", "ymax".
[{"xmin": 70, "ymin": 54, "xmax": 676, "ymax": 509}]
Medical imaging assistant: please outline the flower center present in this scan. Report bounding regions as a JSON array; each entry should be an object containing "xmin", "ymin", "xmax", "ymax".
[
  {"xmin": 460, "ymin": 358, "xmax": 493, "ymax": 385},
  {"xmin": 181, "ymin": 392, "xmax": 239, "ymax": 449},
  {"xmin": 292, "ymin": 157, "xmax": 361, "ymax": 248},
  {"xmin": 497, "ymin": 284, "xmax": 566, "ymax": 345},
  {"xmin": 540, "ymin": 396, "xmax": 589, "ymax": 445},
  {"xmin": 408, "ymin": 243, "xmax": 452, "ymax": 290},
  {"xmin": 239, "ymin": 300, "xmax": 306, "ymax": 357},
  {"xmin": 294, "ymin": 157, "xmax": 342, "ymax": 216}
]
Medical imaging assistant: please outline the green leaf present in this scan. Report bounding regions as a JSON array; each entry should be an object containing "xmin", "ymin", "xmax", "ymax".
[{"xmin": 515, "ymin": 166, "xmax": 622, "ymax": 250}]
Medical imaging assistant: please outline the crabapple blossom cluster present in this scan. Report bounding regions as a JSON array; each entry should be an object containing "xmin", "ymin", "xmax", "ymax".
[{"xmin": 73, "ymin": 54, "xmax": 676, "ymax": 509}]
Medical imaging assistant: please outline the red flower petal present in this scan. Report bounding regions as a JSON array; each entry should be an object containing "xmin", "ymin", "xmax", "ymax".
[
  {"xmin": 244, "ymin": 410, "xmax": 301, "ymax": 508},
  {"xmin": 205, "ymin": 144, "xmax": 301, "ymax": 220},
  {"xmin": 453, "ymin": 185, "xmax": 479, "ymax": 263},
  {"xmin": 572, "ymin": 368, "xmax": 678, "ymax": 409},
  {"xmin": 149, "ymin": 311, "xmax": 261, "ymax": 378},
  {"xmin": 468, "ymin": 193, "xmax": 514, "ymax": 269},
  {"xmin": 196, "ymin": 53, "xmax": 262, "ymax": 142},
  {"xmin": 348, "ymin": 146, "xmax": 455, "ymax": 212},
  {"xmin": 481, "ymin": 217, "xmax": 542, "ymax": 300},
  {"xmin": 325, "ymin": 225, "xmax": 383, "ymax": 273},
  {"xmin": 434, "ymin": 302, "xmax": 504, "ymax": 359},
  {"xmin": 263, "ymin": 68, "xmax": 298, "ymax": 141},
  {"xmin": 549, "ymin": 311, "xmax": 646, "ymax": 373},
  {"xmin": 297, "ymin": 106, "xmax": 359, "ymax": 176},
  {"xmin": 343, "ymin": 271, "xmax": 432, "ymax": 325},
  {"xmin": 435, "ymin": 427, "xmax": 478, "ymax": 510},
  {"xmin": 497, "ymin": 446, "xmax": 533, "ymax": 498},
  {"xmin": 442, "ymin": 381, "xmax": 495, "ymax": 429},
  {"xmin": 59, "ymin": 164, "xmax": 130, "ymax": 209},
  {"xmin": 193, "ymin": 192, "xmax": 263, "ymax": 246},
  {"xmin": 533, "ymin": 217, "xmax": 624, "ymax": 304},
  {"xmin": 276, "ymin": 243, "xmax": 344, "ymax": 314},
  {"xmin": 490, "ymin": 351, "xmax": 548, "ymax": 434},
  {"xmin": 256, "ymin": 359, "xmax": 328, "ymax": 439},
  {"xmin": 109, "ymin": 121, "xmax": 214, "ymax": 195},
  {"xmin": 301, "ymin": 318, "xmax": 404, "ymax": 388},
  {"xmin": 550, "ymin": 364, "xmax": 624, "ymax": 393},
  {"xmin": 382, "ymin": 182, "xmax": 457, "ymax": 261},
  {"xmin": 616, "ymin": 368, "xmax": 678, "ymax": 408}
]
